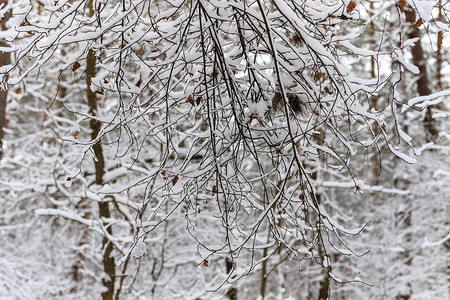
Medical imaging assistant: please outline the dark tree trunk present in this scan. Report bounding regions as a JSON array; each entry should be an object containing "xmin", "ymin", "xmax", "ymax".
[
  {"xmin": 86, "ymin": 1, "xmax": 115, "ymax": 299},
  {"xmin": 225, "ymin": 257, "xmax": 237, "ymax": 300},
  {"xmin": 369, "ymin": 2, "xmax": 381, "ymax": 184},
  {"xmin": 259, "ymin": 231, "xmax": 270, "ymax": 300},
  {"xmin": 436, "ymin": 1, "xmax": 443, "ymax": 91},
  {"xmin": 405, "ymin": 8, "xmax": 438, "ymax": 142},
  {"xmin": 0, "ymin": 0, "xmax": 11, "ymax": 160},
  {"xmin": 312, "ymin": 130, "xmax": 330, "ymax": 300}
]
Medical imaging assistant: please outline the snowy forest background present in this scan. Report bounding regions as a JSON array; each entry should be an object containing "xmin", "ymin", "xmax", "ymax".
[{"xmin": 0, "ymin": 0, "xmax": 449, "ymax": 299}]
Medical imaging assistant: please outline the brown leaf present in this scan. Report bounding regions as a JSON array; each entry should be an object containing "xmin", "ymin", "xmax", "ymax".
[
  {"xmin": 161, "ymin": 170, "xmax": 166, "ymax": 176},
  {"xmin": 212, "ymin": 185, "xmax": 217, "ymax": 195},
  {"xmin": 135, "ymin": 76, "xmax": 142, "ymax": 88},
  {"xmin": 196, "ymin": 97, "xmax": 201, "ymax": 106},
  {"xmin": 346, "ymin": 1, "xmax": 356, "ymax": 14},
  {"xmin": 395, "ymin": 0, "xmax": 406, "ymax": 13},
  {"xmin": 299, "ymin": 194, "xmax": 304, "ymax": 200},
  {"xmin": 72, "ymin": 61, "xmax": 81, "ymax": 72},
  {"xmin": 437, "ymin": 31, "xmax": 444, "ymax": 46},
  {"xmin": 172, "ymin": 176, "xmax": 179, "ymax": 186},
  {"xmin": 203, "ymin": 259, "xmax": 209, "ymax": 267},
  {"xmin": 95, "ymin": 89, "xmax": 104, "ymax": 95},
  {"xmin": 72, "ymin": 130, "xmax": 80, "ymax": 139},
  {"xmin": 186, "ymin": 95, "xmax": 194, "ymax": 106},
  {"xmin": 413, "ymin": 18, "xmax": 423, "ymax": 29},
  {"xmin": 324, "ymin": 86, "xmax": 332, "ymax": 95}
]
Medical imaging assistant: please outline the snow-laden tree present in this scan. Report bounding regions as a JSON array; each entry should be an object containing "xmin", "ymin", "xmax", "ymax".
[{"xmin": 1, "ymin": 0, "xmax": 449, "ymax": 299}]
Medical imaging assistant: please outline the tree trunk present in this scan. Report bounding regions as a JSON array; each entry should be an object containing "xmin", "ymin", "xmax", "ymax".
[
  {"xmin": 259, "ymin": 230, "xmax": 270, "ymax": 300},
  {"xmin": 405, "ymin": 8, "xmax": 438, "ymax": 142},
  {"xmin": 369, "ymin": 2, "xmax": 380, "ymax": 184},
  {"xmin": 86, "ymin": 1, "xmax": 115, "ymax": 299},
  {"xmin": 225, "ymin": 257, "xmax": 237, "ymax": 300},
  {"xmin": 311, "ymin": 130, "xmax": 330, "ymax": 300},
  {"xmin": 0, "ymin": 0, "xmax": 11, "ymax": 160},
  {"xmin": 436, "ymin": 1, "xmax": 443, "ymax": 91}
]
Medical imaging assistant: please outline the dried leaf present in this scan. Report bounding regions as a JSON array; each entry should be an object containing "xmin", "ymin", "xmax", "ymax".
[
  {"xmin": 186, "ymin": 95, "xmax": 194, "ymax": 106},
  {"xmin": 290, "ymin": 34, "xmax": 301, "ymax": 44},
  {"xmin": 395, "ymin": 0, "xmax": 406, "ymax": 13},
  {"xmin": 196, "ymin": 97, "xmax": 201, "ymax": 106},
  {"xmin": 437, "ymin": 31, "xmax": 444, "ymax": 46},
  {"xmin": 72, "ymin": 130, "xmax": 80, "ymax": 139},
  {"xmin": 95, "ymin": 89, "xmax": 104, "ymax": 95},
  {"xmin": 72, "ymin": 61, "xmax": 81, "ymax": 72},
  {"xmin": 135, "ymin": 76, "xmax": 142, "ymax": 87},
  {"xmin": 172, "ymin": 176, "xmax": 179, "ymax": 186},
  {"xmin": 203, "ymin": 259, "xmax": 209, "ymax": 267},
  {"xmin": 346, "ymin": 1, "xmax": 356, "ymax": 14},
  {"xmin": 161, "ymin": 171, "xmax": 166, "ymax": 176},
  {"xmin": 413, "ymin": 18, "xmax": 423, "ymax": 29},
  {"xmin": 299, "ymin": 194, "xmax": 304, "ymax": 200},
  {"xmin": 212, "ymin": 185, "xmax": 217, "ymax": 195}
]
